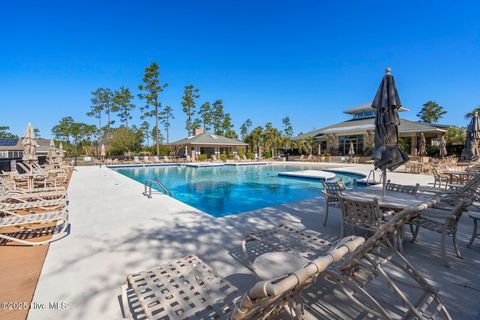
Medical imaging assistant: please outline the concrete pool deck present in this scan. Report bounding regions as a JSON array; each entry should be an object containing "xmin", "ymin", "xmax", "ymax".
[{"xmin": 28, "ymin": 163, "xmax": 480, "ymax": 319}]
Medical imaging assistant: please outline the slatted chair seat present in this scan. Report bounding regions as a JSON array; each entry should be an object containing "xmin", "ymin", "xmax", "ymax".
[
  {"xmin": 0, "ymin": 209, "xmax": 69, "ymax": 245},
  {"xmin": 0, "ymin": 198, "xmax": 66, "ymax": 214},
  {"xmin": 123, "ymin": 255, "xmax": 239, "ymax": 319},
  {"xmin": 0, "ymin": 210, "xmax": 68, "ymax": 227},
  {"xmin": 240, "ymin": 225, "xmax": 339, "ymax": 272},
  {"xmin": 408, "ymin": 201, "xmax": 469, "ymax": 267},
  {"xmin": 409, "ymin": 216, "xmax": 450, "ymax": 234}
]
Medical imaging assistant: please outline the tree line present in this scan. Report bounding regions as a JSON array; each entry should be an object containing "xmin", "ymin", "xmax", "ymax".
[{"xmin": 47, "ymin": 61, "xmax": 297, "ymax": 157}]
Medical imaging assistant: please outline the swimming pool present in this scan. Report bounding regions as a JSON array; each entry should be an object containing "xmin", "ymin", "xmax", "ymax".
[{"xmin": 113, "ymin": 164, "xmax": 364, "ymax": 217}]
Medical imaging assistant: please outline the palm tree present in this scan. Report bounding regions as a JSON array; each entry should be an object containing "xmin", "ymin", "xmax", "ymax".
[{"xmin": 250, "ymin": 126, "xmax": 264, "ymax": 155}]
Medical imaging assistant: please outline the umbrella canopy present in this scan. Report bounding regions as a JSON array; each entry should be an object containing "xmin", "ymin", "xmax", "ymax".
[
  {"xmin": 47, "ymin": 139, "xmax": 56, "ymax": 163},
  {"xmin": 371, "ymin": 68, "xmax": 409, "ymax": 171},
  {"xmin": 100, "ymin": 144, "xmax": 106, "ymax": 157},
  {"xmin": 21, "ymin": 123, "xmax": 38, "ymax": 162},
  {"xmin": 439, "ymin": 135, "xmax": 447, "ymax": 157},
  {"xmin": 418, "ymin": 133, "xmax": 426, "ymax": 156},
  {"xmin": 348, "ymin": 141, "xmax": 355, "ymax": 155},
  {"xmin": 462, "ymin": 112, "xmax": 480, "ymax": 161}
]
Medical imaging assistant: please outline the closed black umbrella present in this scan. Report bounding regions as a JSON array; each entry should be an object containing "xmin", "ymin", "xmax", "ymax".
[
  {"xmin": 462, "ymin": 112, "xmax": 480, "ymax": 161},
  {"xmin": 371, "ymin": 68, "xmax": 410, "ymax": 195}
]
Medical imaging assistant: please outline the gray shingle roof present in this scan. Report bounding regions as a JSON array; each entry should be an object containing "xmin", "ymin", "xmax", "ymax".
[
  {"xmin": 169, "ymin": 132, "xmax": 247, "ymax": 146},
  {"xmin": 293, "ymin": 118, "xmax": 446, "ymax": 140},
  {"xmin": 0, "ymin": 138, "xmax": 52, "ymax": 153}
]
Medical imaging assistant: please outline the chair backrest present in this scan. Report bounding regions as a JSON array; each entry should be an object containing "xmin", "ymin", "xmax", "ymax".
[
  {"xmin": 445, "ymin": 173, "xmax": 480, "ymax": 203},
  {"xmin": 299, "ymin": 155, "xmax": 304, "ymax": 160},
  {"xmin": 134, "ymin": 156, "xmax": 139, "ymax": 161},
  {"xmin": 338, "ymin": 194, "xmax": 381, "ymax": 230},
  {"xmin": 230, "ymin": 236, "xmax": 365, "ymax": 320},
  {"xmin": 385, "ymin": 180, "xmax": 419, "ymax": 195},
  {"xmin": 444, "ymin": 200, "xmax": 469, "ymax": 234},
  {"xmin": 212, "ymin": 155, "xmax": 217, "ymax": 161},
  {"xmin": 322, "ymin": 180, "xmax": 345, "ymax": 196}
]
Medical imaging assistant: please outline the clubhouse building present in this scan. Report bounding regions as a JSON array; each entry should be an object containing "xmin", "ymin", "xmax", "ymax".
[{"xmin": 293, "ymin": 103, "xmax": 448, "ymax": 156}]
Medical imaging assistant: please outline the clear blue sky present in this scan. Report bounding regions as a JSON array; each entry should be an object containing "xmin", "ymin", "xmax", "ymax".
[{"xmin": 1, "ymin": 0, "xmax": 479, "ymax": 141}]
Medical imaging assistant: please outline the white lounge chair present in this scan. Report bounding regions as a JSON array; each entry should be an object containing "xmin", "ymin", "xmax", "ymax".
[
  {"xmin": 0, "ymin": 197, "xmax": 67, "ymax": 216},
  {"xmin": 0, "ymin": 209, "xmax": 69, "ymax": 246},
  {"xmin": 143, "ymin": 156, "xmax": 152, "ymax": 164},
  {"xmin": 241, "ymin": 206, "xmax": 453, "ymax": 319},
  {"xmin": 120, "ymin": 237, "xmax": 364, "ymax": 320}
]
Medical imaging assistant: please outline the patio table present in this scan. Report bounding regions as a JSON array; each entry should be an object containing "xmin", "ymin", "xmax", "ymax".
[
  {"xmin": 341, "ymin": 188, "xmax": 439, "ymax": 254},
  {"xmin": 441, "ymin": 171, "xmax": 476, "ymax": 184},
  {"xmin": 342, "ymin": 188, "xmax": 438, "ymax": 211}
]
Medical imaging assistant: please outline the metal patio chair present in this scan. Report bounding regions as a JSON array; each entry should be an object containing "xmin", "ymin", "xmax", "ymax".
[{"xmin": 321, "ymin": 180, "xmax": 346, "ymax": 226}]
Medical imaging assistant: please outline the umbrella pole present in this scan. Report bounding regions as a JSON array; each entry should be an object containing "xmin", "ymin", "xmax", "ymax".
[{"xmin": 382, "ymin": 168, "xmax": 386, "ymax": 197}]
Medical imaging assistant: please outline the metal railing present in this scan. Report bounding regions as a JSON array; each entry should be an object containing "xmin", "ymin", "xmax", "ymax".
[
  {"xmin": 143, "ymin": 179, "xmax": 172, "ymax": 198},
  {"xmin": 366, "ymin": 169, "xmax": 383, "ymax": 186}
]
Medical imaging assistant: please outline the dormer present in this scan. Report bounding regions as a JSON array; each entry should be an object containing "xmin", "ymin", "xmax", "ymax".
[{"xmin": 343, "ymin": 102, "xmax": 408, "ymax": 120}]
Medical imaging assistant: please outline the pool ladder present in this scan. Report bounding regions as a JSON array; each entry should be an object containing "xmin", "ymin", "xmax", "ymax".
[
  {"xmin": 143, "ymin": 179, "xmax": 172, "ymax": 198},
  {"xmin": 366, "ymin": 169, "xmax": 383, "ymax": 186}
]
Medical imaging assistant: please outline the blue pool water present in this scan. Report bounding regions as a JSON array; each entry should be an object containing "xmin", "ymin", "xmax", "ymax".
[{"xmin": 113, "ymin": 164, "xmax": 364, "ymax": 217}]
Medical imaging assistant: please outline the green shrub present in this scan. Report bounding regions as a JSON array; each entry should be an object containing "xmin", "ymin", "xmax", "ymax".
[
  {"xmin": 238, "ymin": 151, "xmax": 245, "ymax": 159},
  {"xmin": 263, "ymin": 151, "xmax": 272, "ymax": 159},
  {"xmin": 246, "ymin": 152, "xmax": 254, "ymax": 159},
  {"xmin": 426, "ymin": 145, "xmax": 439, "ymax": 157},
  {"xmin": 228, "ymin": 154, "xmax": 235, "ymax": 160},
  {"xmin": 198, "ymin": 154, "xmax": 208, "ymax": 161},
  {"xmin": 219, "ymin": 153, "xmax": 227, "ymax": 161}
]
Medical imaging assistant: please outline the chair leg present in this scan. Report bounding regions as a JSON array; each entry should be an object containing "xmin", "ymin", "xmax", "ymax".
[
  {"xmin": 441, "ymin": 232, "xmax": 449, "ymax": 268},
  {"xmin": 467, "ymin": 218, "xmax": 478, "ymax": 248},
  {"xmin": 323, "ymin": 202, "xmax": 329, "ymax": 227},
  {"xmin": 452, "ymin": 232, "xmax": 463, "ymax": 258},
  {"xmin": 410, "ymin": 225, "xmax": 420, "ymax": 242}
]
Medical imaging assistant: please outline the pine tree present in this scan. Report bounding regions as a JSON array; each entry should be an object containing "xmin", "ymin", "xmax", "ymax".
[
  {"xmin": 181, "ymin": 85, "xmax": 200, "ymax": 135},
  {"xmin": 138, "ymin": 62, "xmax": 168, "ymax": 156}
]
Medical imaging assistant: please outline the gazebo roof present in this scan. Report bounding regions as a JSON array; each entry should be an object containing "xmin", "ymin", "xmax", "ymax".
[{"xmin": 169, "ymin": 132, "xmax": 247, "ymax": 146}]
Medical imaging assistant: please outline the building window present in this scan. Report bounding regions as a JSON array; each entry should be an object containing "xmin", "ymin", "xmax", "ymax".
[
  {"xmin": 338, "ymin": 135, "xmax": 364, "ymax": 155},
  {"xmin": 353, "ymin": 111, "xmax": 375, "ymax": 119}
]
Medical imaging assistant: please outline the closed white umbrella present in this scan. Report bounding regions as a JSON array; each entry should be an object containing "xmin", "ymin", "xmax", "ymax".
[
  {"xmin": 47, "ymin": 139, "xmax": 56, "ymax": 163},
  {"xmin": 348, "ymin": 141, "xmax": 355, "ymax": 156},
  {"xmin": 101, "ymin": 143, "xmax": 106, "ymax": 157},
  {"xmin": 58, "ymin": 142, "xmax": 65, "ymax": 161},
  {"xmin": 21, "ymin": 123, "xmax": 38, "ymax": 164},
  {"xmin": 439, "ymin": 135, "xmax": 447, "ymax": 158}
]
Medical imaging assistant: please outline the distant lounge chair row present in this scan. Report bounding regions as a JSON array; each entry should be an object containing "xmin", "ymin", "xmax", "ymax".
[{"xmin": 0, "ymin": 163, "xmax": 71, "ymax": 246}]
